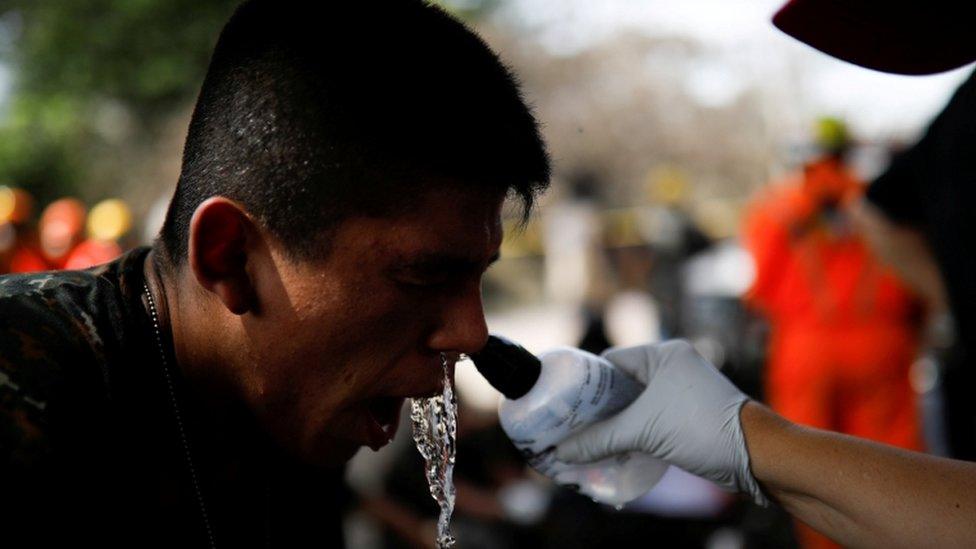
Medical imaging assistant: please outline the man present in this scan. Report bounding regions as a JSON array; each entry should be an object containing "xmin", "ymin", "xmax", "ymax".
[
  {"xmin": 553, "ymin": 2, "xmax": 976, "ymax": 547},
  {"xmin": 745, "ymin": 119, "xmax": 923, "ymax": 454},
  {"xmin": 744, "ymin": 118, "xmax": 925, "ymax": 548},
  {"xmin": 0, "ymin": 1, "xmax": 549, "ymax": 547}
]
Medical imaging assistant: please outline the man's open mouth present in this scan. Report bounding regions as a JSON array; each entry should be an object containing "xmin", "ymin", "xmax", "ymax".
[{"xmin": 364, "ymin": 396, "xmax": 405, "ymax": 450}]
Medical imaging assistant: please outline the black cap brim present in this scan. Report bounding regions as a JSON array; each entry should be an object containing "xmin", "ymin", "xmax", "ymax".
[{"xmin": 773, "ymin": 0, "xmax": 976, "ymax": 75}]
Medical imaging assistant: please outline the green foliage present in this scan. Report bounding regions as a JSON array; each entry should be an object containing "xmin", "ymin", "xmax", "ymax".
[
  {"xmin": 0, "ymin": 0, "xmax": 499, "ymax": 204},
  {"xmin": 0, "ymin": 88, "xmax": 88, "ymax": 204},
  {"xmin": 0, "ymin": 0, "xmax": 239, "ymax": 203}
]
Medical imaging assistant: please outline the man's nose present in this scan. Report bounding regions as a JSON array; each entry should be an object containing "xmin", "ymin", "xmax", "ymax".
[{"xmin": 427, "ymin": 282, "xmax": 489, "ymax": 355}]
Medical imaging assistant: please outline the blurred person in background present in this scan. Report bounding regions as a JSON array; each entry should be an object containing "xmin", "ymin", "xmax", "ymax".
[
  {"xmin": 0, "ymin": 1, "xmax": 550, "ymax": 547},
  {"xmin": 638, "ymin": 168, "xmax": 709, "ymax": 340},
  {"xmin": 539, "ymin": 170, "xmax": 615, "ymax": 355},
  {"xmin": 742, "ymin": 117, "xmax": 926, "ymax": 548},
  {"xmin": 0, "ymin": 186, "xmax": 46, "ymax": 274},
  {"xmin": 553, "ymin": 3, "xmax": 976, "ymax": 548},
  {"xmin": 1, "ymin": 186, "xmax": 30, "ymax": 273},
  {"xmin": 35, "ymin": 197, "xmax": 87, "ymax": 270},
  {"xmin": 1, "ymin": 193, "xmax": 127, "ymax": 273}
]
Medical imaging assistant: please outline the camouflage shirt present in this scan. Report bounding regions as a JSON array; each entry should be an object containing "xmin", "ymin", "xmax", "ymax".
[{"xmin": 0, "ymin": 247, "xmax": 350, "ymax": 548}]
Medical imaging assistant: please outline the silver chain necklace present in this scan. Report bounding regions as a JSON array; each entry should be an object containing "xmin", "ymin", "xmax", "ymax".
[{"xmin": 143, "ymin": 282, "xmax": 217, "ymax": 549}]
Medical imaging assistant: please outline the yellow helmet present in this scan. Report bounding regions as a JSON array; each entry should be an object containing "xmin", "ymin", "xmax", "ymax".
[
  {"xmin": 815, "ymin": 116, "xmax": 849, "ymax": 153},
  {"xmin": 87, "ymin": 198, "xmax": 132, "ymax": 241},
  {"xmin": 0, "ymin": 186, "xmax": 35, "ymax": 224},
  {"xmin": 645, "ymin": 166, "xmax": 689, "ymax": 205}
]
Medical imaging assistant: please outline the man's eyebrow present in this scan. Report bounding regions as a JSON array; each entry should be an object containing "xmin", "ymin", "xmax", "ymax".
[{"xmin": 394, "ymin": 251, "xmax": 501, "ymax": 273}]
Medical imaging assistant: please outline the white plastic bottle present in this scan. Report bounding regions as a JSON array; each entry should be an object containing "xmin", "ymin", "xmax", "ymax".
[{"xmin": 470, "ymin": 335, "xmax": 668, "ymax": 505}]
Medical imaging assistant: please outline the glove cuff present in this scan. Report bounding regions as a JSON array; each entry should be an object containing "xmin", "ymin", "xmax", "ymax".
[{"xmin": 732, "ymin": 398, "xmax": 771, "ymax": 507}]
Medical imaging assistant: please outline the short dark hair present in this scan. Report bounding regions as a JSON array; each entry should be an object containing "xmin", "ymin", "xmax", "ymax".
[{"xmin": 158, "ymin": 0, "xmax": 550, "ymax": 265}]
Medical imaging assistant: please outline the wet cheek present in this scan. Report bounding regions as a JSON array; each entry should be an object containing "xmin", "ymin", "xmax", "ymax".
[
  {"xmin": 350, "ymin": 286, "xmax": 439, "ymax": 339},
  {"xmin": 291, "ymin": 283, "xmax": 442, "ymax": 394}
]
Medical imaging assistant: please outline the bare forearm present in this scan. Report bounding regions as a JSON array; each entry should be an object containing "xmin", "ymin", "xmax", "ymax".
[
  {"xmin": 853, "ymin": 199, "xmax": 946, "ymax": 312},
  {"xmin": 741, "ymin": 402, "xmax": 976, "ymax": 547}
]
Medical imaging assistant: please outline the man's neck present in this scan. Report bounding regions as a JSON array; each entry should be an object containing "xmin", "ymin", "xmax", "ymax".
[{"xmin": 143, "ymin": 250, "xmax": 267, "ymax": 464}]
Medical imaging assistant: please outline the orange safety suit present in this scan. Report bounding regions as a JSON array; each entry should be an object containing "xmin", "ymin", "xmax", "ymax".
[{"xmin": 743, "ymin": 157, "xmax": 924, "ymax": 549}]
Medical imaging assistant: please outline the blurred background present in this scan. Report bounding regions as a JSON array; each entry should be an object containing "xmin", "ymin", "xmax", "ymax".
[{"xmin": 1, "ymin": 0, "xmax": 972, "ymax": 547}]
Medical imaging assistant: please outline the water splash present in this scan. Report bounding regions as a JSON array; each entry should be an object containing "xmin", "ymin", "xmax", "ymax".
[{"xmin": 410, "ymin": 354, "xmax": 458, "ymax": 549}]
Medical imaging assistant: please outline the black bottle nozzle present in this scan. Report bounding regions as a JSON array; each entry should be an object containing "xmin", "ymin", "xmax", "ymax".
[{"xmin": 469, "ymin": 334, "xmax": 541, "ymax": 400}]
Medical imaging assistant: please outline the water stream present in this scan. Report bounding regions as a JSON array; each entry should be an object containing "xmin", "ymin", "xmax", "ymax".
[{"xmin": 410, "ymin": 353, "xmax": 458, "ymax": 549}]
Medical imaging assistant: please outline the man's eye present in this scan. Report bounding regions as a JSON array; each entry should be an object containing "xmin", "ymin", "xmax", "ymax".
[
  {"xmin": 399, "ymin": 279, "xmax": 442, "ymax": 288},
  {"xmin": 395, "ymin": 274, "xmax": 452, "ymax": 288}
]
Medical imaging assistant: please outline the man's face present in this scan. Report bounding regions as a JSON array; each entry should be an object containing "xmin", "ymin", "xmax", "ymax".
[{"xmin": 240, "ymin": 185, "xmax": 504, "ymax": 464}]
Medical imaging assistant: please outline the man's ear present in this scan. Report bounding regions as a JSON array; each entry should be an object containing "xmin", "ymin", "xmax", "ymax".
[{"xmin": 188, "ymin": 197, "xmax": 258, "ymax": 315}]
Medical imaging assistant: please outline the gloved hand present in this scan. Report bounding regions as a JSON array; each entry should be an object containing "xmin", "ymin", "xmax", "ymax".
[{"xmin": 555, "ymin": 340, "xmax": 768, "ymax": 506}]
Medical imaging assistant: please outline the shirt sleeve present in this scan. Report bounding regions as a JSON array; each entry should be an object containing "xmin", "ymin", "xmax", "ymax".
[
  {"xmin": 1, "ymin": 316, "xmax": 62, "ymax": 540},
  {"xmin": 868, "ymin": 67, "xmax": 976, "ymax": 229},
  {"xmin": 0, "ymin": 291, "xmax": 105, "ymax": 542},
  {"xmin": 1, "ymin": 297, "xmax": 67, "ymax": 467}
]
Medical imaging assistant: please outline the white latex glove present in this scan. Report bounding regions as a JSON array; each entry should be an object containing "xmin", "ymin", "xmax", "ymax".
[{"xmin": 555, "ymin": 340, "xmax": 768, "ymax": 506}]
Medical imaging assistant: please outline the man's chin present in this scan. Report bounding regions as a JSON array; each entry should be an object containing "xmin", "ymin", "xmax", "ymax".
[
  {"xmin": 321, "ymin": 442, "xmax": 361, "ymax": 466},
  {"xmin": 300, "ymin": 435, "xmax": 362, "ymax": 466},
  {"xmin": 279, "ymin": 398, "xmax": 405, "ymax": 465}
]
